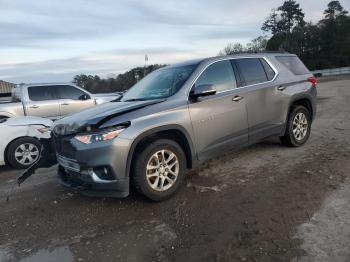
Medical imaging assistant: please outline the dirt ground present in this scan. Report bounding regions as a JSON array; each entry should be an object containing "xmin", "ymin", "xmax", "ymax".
[{"xmin": 0, "ymin": 79, "xmax": 349, "ymax": 262}]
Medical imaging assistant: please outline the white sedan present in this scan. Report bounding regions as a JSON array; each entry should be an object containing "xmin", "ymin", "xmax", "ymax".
[{"xmin": 0, "ymin": 117, "xmax": 53, "ymax": 169}]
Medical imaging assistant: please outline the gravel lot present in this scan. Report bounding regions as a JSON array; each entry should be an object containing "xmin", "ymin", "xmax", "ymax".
[{"xmin": 0, "ymin": 78, "xmax": 349, "ymax": 262}]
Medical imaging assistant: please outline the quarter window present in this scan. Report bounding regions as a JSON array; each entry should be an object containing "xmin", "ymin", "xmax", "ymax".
[
  {"xmin": 28, "ymin": 86, "xmax": 55, "ymax": 101},
  {"xmin": 195, "ymin": 60, "xmax": 237, "ymax": 92},
  {"xmin": 235, "ymin": 58, "xmax": 268, "ymax": 86},
  {"xmin": 260, "ymin": 59, "xmax": 276, "ymax": 81},
  {"xmin": 275, "ymin": 56, "xmax": 309, "ymax": 75}
]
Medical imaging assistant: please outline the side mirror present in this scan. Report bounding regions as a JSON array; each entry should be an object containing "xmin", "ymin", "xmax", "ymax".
[
  {"xmin": 190, "ymin": 84, "xmax": 216, "ymax": 99},
  {"xmin": 78, "ymin": 94, "xmax": 90, "ymax": 100}
]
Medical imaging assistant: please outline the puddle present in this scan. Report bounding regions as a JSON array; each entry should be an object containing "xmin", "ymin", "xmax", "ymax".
[{"xmin": 0, "ymin": 245, "xmax": 73, "ymax": 262}]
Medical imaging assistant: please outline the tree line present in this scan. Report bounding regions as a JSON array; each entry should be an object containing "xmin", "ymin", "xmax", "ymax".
[
  {"xmin": 73, "ymin": 64, "xmax": 165, "ymax": 93},
  {"xmin": 221, "ymin": 0, "xmax": 350, "ymax": 70},
  {"xmin": 74, "ymin": 0, "xmax": 349, "ymax": 93}
]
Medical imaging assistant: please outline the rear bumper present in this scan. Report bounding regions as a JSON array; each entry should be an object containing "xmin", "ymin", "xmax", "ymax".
[{"xmin": 54, "ymin": 136, "xmax": 133, "ymax": 198}]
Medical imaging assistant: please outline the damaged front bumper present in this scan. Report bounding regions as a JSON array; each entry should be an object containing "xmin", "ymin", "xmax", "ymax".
[
  {"xmin": 58, "ymin": 165, "xmax": 129, "ymax": 198},
  {"xmin": 57, "ymin": 155, "xmax": 129, "ymax": 198},
  {"xmin": 54, "ymin": 136, "xmax": 132, "ymax": 198}
]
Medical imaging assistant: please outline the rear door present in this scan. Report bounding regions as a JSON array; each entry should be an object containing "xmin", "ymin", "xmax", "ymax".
[
  {"xmin": 233, "ymin": 57, "xmax": 284, "ymax": 142},
  {"xmin": 26, "ymin": 85, "xmax": 60, "ymax": 118},
  {"xmin": 56, "ymin": 85, "xmax": 95, "ymax": 116},
  {"xmin": 188, "ymin": 60, "xmax": 248, "ymax": 161}
]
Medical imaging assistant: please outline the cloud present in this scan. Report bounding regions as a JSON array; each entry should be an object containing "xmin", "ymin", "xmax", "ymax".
[
  {"xmin": 0, "ymin": 48, "xmax": 199, "ymax": 83},
  {"xmin": 1, "ymin": 0, "xmax": 349, "ymax": 82}
]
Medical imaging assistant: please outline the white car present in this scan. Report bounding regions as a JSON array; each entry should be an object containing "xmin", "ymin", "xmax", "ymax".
[{"xmin": 0, "ymin": 116, "xmax": 53, "ymax": 169}]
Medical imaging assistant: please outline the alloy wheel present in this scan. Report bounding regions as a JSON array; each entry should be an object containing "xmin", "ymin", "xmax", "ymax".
[
  {"xmin": 14, "ymin": 143, "xmax": 39, "ymax": 165},
  {"xmin": 292, "ymin": 112, "xmax": 308, "ymax": 141},
  {"xmin": 146, "ymin": 149, "xmax": 179, "ymax": 192}
]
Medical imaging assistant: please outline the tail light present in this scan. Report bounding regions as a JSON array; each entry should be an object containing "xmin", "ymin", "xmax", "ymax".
[{"xmin": 307, "ymin": 76, "xmax": 318, "ymax": 87}]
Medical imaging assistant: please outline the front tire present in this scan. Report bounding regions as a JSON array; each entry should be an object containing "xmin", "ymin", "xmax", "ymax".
[
  {"xmin": 132, "ymin": 139, "xmax": 186, "ymax": 201},
  {"xmin": 6, "ymin": 137, "xmax": 42, "ymax": 169},
  {"xmin": 280, "ymin": 105, "xmax": 311, "ymax": 147}
]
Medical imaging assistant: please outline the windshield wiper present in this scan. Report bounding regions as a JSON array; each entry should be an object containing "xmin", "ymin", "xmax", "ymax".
[
  {"xmin": 110, "ymin": 93, "xmax": 124, "ymax": 102},
  {"xmin": 123, "ymin": 98, "xmax": 148, "ymax": 102}
]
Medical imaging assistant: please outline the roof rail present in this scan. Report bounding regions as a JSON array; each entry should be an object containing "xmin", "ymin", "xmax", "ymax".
[{"xmin": 233, "ymin": 51, "xmax": 290, "ymax": 54}]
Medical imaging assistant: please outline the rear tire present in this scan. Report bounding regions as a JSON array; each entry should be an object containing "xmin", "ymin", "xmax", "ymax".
[
  {"xmin": 132, "ymin": 139, "xmax": 186, "ymax": 201},
  {"xmin": 6, "ymin": 137, "xmax": 42, "ymax": 169},
  {"xmin": 280, "ymin": 105, "xmax": 311, "ymax": 147}
]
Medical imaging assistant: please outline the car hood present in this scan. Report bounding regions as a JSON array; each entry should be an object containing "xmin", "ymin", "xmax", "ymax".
[
  {"xmin": 2, "ymin": 116, "xmax": 53, "ymax": 127},
  {"xmin": 53, "ymin": 99, "xmax": 164, "ymax": 135}
]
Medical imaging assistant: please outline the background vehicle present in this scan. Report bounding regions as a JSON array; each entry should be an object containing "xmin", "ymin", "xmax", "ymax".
[
  {"xmin": 0, "ymin": 116, "xmax": 53, "ymax": 169},
  {"xmin": 52, "ymin": 53, "xmax": 317, "ymax": 201},
  {"xmin": 0, "ymin": 83, "xmax": 121, "ymax": 120}
]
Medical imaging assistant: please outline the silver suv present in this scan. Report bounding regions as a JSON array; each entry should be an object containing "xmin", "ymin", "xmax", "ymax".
[{"xmin": 52, "ymin": 53, "xmax": 317, "ymax": 201}]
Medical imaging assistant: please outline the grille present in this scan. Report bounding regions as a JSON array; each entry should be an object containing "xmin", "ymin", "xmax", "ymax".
[{"xmin": 52, "ymin": 134, "xmax": 75, "ymax": 158}]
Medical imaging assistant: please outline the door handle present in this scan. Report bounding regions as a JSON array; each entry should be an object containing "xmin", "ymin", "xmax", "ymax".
[
  {"xmin": 277, "ymin": 85, "xmax": 287, "ymax": 91},
  {"xmin": 29, "ymin": 105, "xmax": 39, "ymax": 109},
  {"xmin": 61, "ymin": 102, "xmax": 70, "ymax": 106},
  {"xmin": 232, "ymin": 96, "xmax": 243, "ymax": 102}
]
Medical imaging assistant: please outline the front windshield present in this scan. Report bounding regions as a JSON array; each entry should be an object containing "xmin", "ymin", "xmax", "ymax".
[{"xmin": 121, "ymin": 64, "xmax": 197, "ymax": 101}]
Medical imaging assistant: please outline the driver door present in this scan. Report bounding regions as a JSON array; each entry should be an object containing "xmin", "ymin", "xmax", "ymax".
[
  {"xmin": 187, "ymin": 60, "xmax": 248, "ymax": 161},
  {"xmin": 56, "ymin": 85, "xmax": 95, "ymax": 116}
]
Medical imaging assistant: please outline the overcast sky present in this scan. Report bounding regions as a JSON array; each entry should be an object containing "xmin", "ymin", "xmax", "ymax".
[{"xmin": 1, "ymin": 0, "xmax": 349, "ymax": 83}]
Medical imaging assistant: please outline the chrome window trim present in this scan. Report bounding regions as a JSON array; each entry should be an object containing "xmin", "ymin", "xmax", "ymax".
[{"xmin": 187, "ymin": 56, "xmax": 279, "ymax": 99}]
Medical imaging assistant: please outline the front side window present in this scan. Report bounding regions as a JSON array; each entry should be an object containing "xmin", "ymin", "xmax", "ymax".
[
  {"xmin": 28, "ymin": 86, "xmax": 55, "ymax": 101},
  {"xmin": 195, "ymin": 60, "xmax": 237, "ymax": 92},
  {"xmin": 56, "ymin": 85, "xmax": 87, "ymax": 100},
  {"xmin": 121, "ymin": 64, "xmax": 197, "ymax": 101}
]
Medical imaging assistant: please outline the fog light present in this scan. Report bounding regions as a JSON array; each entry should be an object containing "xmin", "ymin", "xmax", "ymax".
[{"xmin": 93, "ymin": 166, "xmax": 114, "ymax": 181}]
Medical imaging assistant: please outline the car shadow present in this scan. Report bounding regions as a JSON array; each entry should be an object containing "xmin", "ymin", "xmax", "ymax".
[{"xmin": 0, "ymin": 164, "xmax": 15, "ymax": 174}]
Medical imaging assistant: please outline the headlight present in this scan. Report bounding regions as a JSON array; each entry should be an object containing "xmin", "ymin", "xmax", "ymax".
[
  {"xmin": 37, "ymin": 127, "xmax": 51, "ymax": 133},
  {"xmin": 74, "ymin": 127, "xmax": 125, "ymax": 144}
]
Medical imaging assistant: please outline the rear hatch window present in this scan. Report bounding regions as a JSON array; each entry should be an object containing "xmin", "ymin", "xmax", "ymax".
[{"xmin": 275, "ymin": 56, "xmax": 309, "ymax": 75}]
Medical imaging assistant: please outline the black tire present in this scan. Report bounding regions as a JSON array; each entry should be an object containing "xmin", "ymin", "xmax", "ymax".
[
  {"xmin": 132, "ymin": 139, "xmax": 186, "ymax": 201},
  {"xmin": 6, "ymin": 137, "xmax": 42, "ymax": 169},
  {"xmin": 280, "ymin": 105, "xmax": 311, "ymax": 147}
]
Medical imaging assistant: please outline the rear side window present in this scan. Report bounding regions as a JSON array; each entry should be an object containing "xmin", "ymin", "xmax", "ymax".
[
  {"xmin": 56, "ymin": 85, "xmax": 88, "ymax": 100},
  {"xmin": 260, "ymin": 59, "xmax": 276, "ymax": 81},
  {"xmin": 195, "ymin": 60, "xmax": 237, "ymax": 92},
  {"xmin": 28, "ymin": 86, "xmax": 55, "ymax": 101},
  {"xmin": 235, "ymin": 58, "xmax": 268, "ymax": 86},
  {"xmin": 275, "ymin": 56, "xmax": 309, "ymax": 75}
]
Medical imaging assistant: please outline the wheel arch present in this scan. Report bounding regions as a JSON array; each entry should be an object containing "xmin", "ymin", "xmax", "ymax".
[
  {"xmin": 0, "ymin": 112, "xmax": 14, "ymax": 119},
  {"xmin": 126, "ymin": 125, "xmax": 197, "ymax": 178},
  {"xmin": 288, "ymin": 96, "xmax": 314, "ymax": 121}
]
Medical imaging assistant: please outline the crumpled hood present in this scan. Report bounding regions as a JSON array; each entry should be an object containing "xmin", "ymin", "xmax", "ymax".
[{"xmin": 53, "ymin": 99, "xmax": 164, "ymax": 135}]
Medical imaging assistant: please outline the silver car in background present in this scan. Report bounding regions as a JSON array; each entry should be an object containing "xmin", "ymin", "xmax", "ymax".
[
  {"xmin": 52, "ymin": 53, "xmax": 317, "ymax": 201},
  {"xmin": 0, "ymin": 83, "xmax": 121, "ymax": 120}
]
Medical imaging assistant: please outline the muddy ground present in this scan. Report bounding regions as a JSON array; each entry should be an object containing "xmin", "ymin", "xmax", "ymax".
[{"xmin": 0, "ymin": 79, "xmax": 349, "ymax": 262}]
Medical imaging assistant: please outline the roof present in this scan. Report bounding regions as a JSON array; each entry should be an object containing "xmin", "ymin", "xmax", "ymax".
[
  {"xmin": 0, "ymin": 80, "xmax": 16, "ymax": 94},
  {"xmin": 17, "ymin": 82, "xmax": 74, "ymax": 87}
]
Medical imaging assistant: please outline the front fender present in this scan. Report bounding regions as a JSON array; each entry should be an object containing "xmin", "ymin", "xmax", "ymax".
[{"xmin": 124, "ymin": 124, "xmax": 197, "ymax": 179}]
